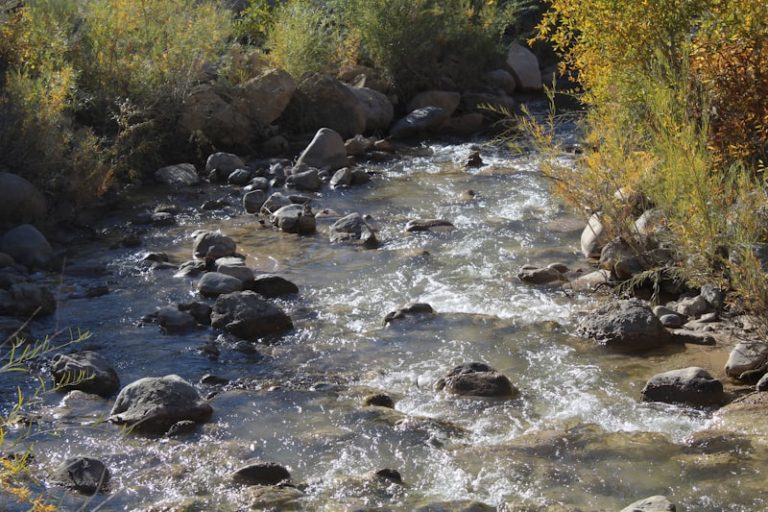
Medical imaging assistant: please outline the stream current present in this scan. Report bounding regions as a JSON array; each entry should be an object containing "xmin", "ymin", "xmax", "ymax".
[{"xmin": 3, "ymin": 142, "xmax": 765, "ymax": 511}]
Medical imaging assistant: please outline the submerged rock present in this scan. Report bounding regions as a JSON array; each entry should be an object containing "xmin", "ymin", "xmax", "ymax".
[
  {"xmin": 205, "ymin": 152, "xmax": 245, "ymax": 182},
  {"xmin": 364, "ymin": 393, "xmax": 395, "ymax": 408},
  {"xmin": 576, "ymin": 299, "xmax": 671, "ymax": 351},
  {"xmin": 390, "ymin": 107, "xmax": 450, "ymax": 139},
  {"xmin": 248, "ymin": 274, "xmax": 299, "ymax": 298},
  {"xmin": 620, "ymin": 495, "xmax": 676, "ymax": 512},
  {"xmin": 518, "ymin": 265, "xmax": 566, "ymax": 285},
  {"xmin": 6, "ymin": 283, "xmax": 56, "ymax": 318},
  {"xmin": 435, "ymin": 362, "xmax": 519, "ymax": 399},
  {"xmin": 192, "ymin": 231, "xmax": 237, "ymax": 260},
  {"xmin": 52, "ymin": 351, "xmax": 120, "ymax": 398},
  {"xmin": 197, "ymin": 272, "xmax": 243, "ymax": 298},
  {"xmin": 53, "ymin": 457, "xmax": 110, "ymax": 495},
  {"xmin": 329, "ymin": 213, "xmax": 378, "ymax": 248},
  {"xmin": 231, "ymin": 461, "xmax": 291, "ymax": 486},
  {"xmin": 270, "ymin": 204, "xmax": 317, "ymax": 235},
  {"xmin": 155, "ymin": 306, "xmax": 197, "ymax": 334},
  {"xmin": 109, "ymin": 374, "xmax": 213, "ymax": 435},
  {"xmin": 641, "ymin": 367, "xmax": 724, "ymax": 406},
  {"xmin": 211, "ymin": 291, "xmax": 293, "ymax": 340},
  {"xmin": 384, "ymin": 303, "xmax": 435, "ymax": 324},
  {"xmin": 405, "ymin": 219, "xmax": 455, "ymax": 233}
]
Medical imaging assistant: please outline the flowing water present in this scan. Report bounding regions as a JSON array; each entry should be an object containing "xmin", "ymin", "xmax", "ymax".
[{"xmin": 2, "ymin": 143, "xmax": 765, "ymax": 511}]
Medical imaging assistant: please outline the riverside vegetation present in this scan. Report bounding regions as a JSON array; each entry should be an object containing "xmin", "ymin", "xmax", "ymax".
[{"xmin": 1, "ymin": 0, "xmax": 768, "ymax": 510}]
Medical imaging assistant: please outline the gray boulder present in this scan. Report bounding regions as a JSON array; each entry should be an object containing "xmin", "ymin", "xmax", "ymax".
[
  {"xmin": 156, "ymin": 307, "xmax": 197, "ymax": 333},
  {"xmin": 641, "ymin": 367, "xmax": 724, "ymax": 406},
  {"xmin": 504, "ymin": 42, "xmax": 542, "ymax": 91},
  {"xmin": 217, "ymin": 264, "xmax": 254, "ymax": 284},
  {"xmin": 620, "ymin": 496, "xmax": 676, "ymax": 512},
  {"xmin": 205, "ymin": 152, "xmax": 246, "ymax": 182},
  {"xmin": 576, "ymin": 299, "xmax": 671, "ymax": 351},
  {"xmin": 211, "ymin": 291, "xmax": 293, "ymax": 340},
  {"xmin": 248, "ymin": 274, "xmax": 299, "ymax": 298},
  {"xmin": 485, "ymin": 68, "xmax": 517, "ymax": 94},
  {"xmin": 0, "ymin": 224, "xmax": 53, "ymax": 269},
  {"xmin": 231, "ymin": 461, "xmax": 291, "ymax": 486},
  {"xmin": 270, "ymin": 204, "xmax": 316, "ymax": 235},
  {"xmin": 260, "ymin": 192, "xmax": 292, "ymax": 215},
  {"xmin": 518, "ymin": 265, "xmax": 566, "ymax": 285},
  {"xmin": 179, "ymin": 85, "xmax": 252, "ymax": 148},
  {"xmin": 329, "ymin": 213, "xmax": 378, "ymax": 248},
  {"xmin": 53, "ymin": 457, "xmax": 110, "ymax": 495},
  {"xmin": 346, "ymin": 86, "xmax": 394, "ymax": 133},
  {"xmin": 154, "ymin": 163, "xmax": 199, "ymax": 187},
  {"xmin": 676, "ymin": 295, "xmax": 711, "ymax": 318},
  {"xmin": 192, "ymin": 231, "xmax": 236, "ymax": 260},
  {"xmin": 406, "ymin": 90, "xmax": 461, "ymax": 117},
  {"xmin": 197, "ymin": 272, "xmax": 243, "ymax": 298},
  {"xmin": 330, "ymin": 168, "xmax": 353, "ymax": 189},
  {"xmin": 725, "ymin": 341, "xmax": 768, "ymax": 380},
  {"xmin": 236, "ymin": 68, "xmax": 296, "ymax": 129},
  {"xmin": 227, "ymin": 168, "xmax": 252, "ymax": 186},
  {"xmin": 0, "ymin": 172, "xmax": 46, "ymax": 228},
  {"xmin": 52, "ymin": 351, "xmax": 120, "ymax": 397},
  {"xmin": 580, "ymin": 213, "xmax": 605, "ymax": 258},
  {"xmin": 384, "ymin": 303, "xmax": 435, "ymax": 324},
  {"xmin": 295, "ymin": 128, "xmax": 347, "ymax": 172},
  {"xmin": 435, "ymin": 362, "xmax": 519, "ymax": 399},
  {"xmin": 390, "ymin": 107, "xmax": 450, "ymax": 139},
  {"xmin": 287, "ymin": 169, "xmax": 322, "ymax": 192},
  {"xmin": 109, "ymin": 375, "xmax": 213, "ymax": 435},
  {"xmin": 9, "ymin": 283, "xmax": 56, "ymax": 318},
  {"xmin": 243, "ymin": 190, "xmax": 267, "ymax": 214}
]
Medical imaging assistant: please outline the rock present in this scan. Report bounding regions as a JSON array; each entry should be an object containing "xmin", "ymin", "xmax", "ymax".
[
  {"xmin": 364, "ymin": 393, "xmax": 395, "ymax": 408},
  {"xmin": 620, "ymin": 496, "xmax": 676, "ymax": 512},
  {"xmin": 659, "ymin": 314, "xmax": 684, "ymax": 328},
  {"xmin": 179, "ymin": 84, "xmax": 252, "ymax": 148},
  {"xmin": 725, "ymin": 341, "xmax": 768, "ymax": 380},
  {"xmin": 373, "ymin": 139, "xmax": 394, "ymax": 152},
  {"xmin": 0, "ymin": 224, "xmax": 53, "ymax": 269},
  {"xmin": 217, "ymin": 264, "xmax": 254, "ymax": 284},
  {"xmin": 700, "ymin": 283, "xmax": 725, "ymax": 310},
  {"xmin": 485, "ymin": 68, "xmax": 517, "ymax": 94},
  {"xmin": 562, "ymin": 269, "xmax": 611, "ymax": 292},
  {"xmin": 9, "ymin": 283, "xmax": 56, "ymax": 318},
  {"xmin": 295, "ymin": 128, "xmax": 347, "ymax": 172},
  {"xmin": 154, "ymin": 163, "xmax": 199, "ymax": 187},
  {"xmin": 465, "ymin": 151, "xmax": 484, "ymax": 169},
  {"xmin": 53, "ymin": 457, "xmax": 110, "ymax": 494},
  {"xmin": 518, "ymin": 266, "xmax": 565, "ymax": 285},
  {"xmin": 109, "ymin": 375, "xmax": 213, "ymax": 435},
  {"xmin": 580, "ymin": 213, "xmax": 605, "ymax": 258},
  {"xmin": 442, "ymin": 113, "xmax": 486, "ymax": 137},
  {"xmin": 576, "ymin": 299, "xmax": 671, "ymax": 351},
  {"xmin": 247, "ymin": 177, "xmax": 270, "ymax": 191},
  {"xmin": 192, "ymin": 231, "xmax": 236, "ymax": 260},
  {"xmin": 155, "ymin": 306, "xmax": 197, "ymax": 334},
  {"xmin": 270, "ymin": 204, "xmax": 316, "ymax": 235},
  {"xmin": 243, "ymin": 190, "xmax": 267, "ymax": 214},
  {"xmin": 248, "ymin": 274, "xmax": 299, "ymax": 298},
  {"xmin": 330, "ymin": 168, "xmax": 353, "ymax": 189},
  {"xmin": 52, "ymin": 351, "xmax": 120, "ymax": 398},
  {"xmin": 205, "ymin": 152, "xmax": 246, "ymax": 182},
  {"xmin": 634, "ymin": 208, "xmax": 667, "ymax": 237},
  {"xmin": 197, "ymin": 272, "xmax": 243, "ymax": 298},
  {"xmin": 287, "ymin": 169, "xmax": 322, "ymax": 192},
  {"xmin": 384, "ymin": 303, "xmax": 435, "ymax": 324},
  {"xmin": 178, "ymin": 302, "xmax": 212, "ymax": 325},
  {"xmin": 460, "ymin": 93, "xmax": 517, "ymax": 115},
  {"xmin": 329, "ymin": 213, "xmax": 378, "ymax": 248},
  {"xmin": 504, "ymin": 42, "xmax": 542, "ymax": 91},
  {"xmin": 669, "ymin": 329, "xmax": 716, "ymax": 346},
  {"xmin": 175, "ymin": 260, "xmax": 206, "ymax": 278},
  {"xmin": 344, "ymin": 135, "xmax": 373, "ymax": 156},
  {"xmin": 676, "ymin": 295, "xmax": 711, "ymax": 318},
  {"xmin": 346, "ymin": 86, "xmax": 394, "ymax": 133},
  {"xmin": 150, "ymin": 212, "xmax": 175, "ymax": 226},
  {"xmin": 247, "ymin": 485, "xmax": 304, "ymax": 510},
  {"xmin": 231, "ymin": 461, "xmax": 291, "ymax": 486},
  {"xmin": 406, "ymin": 90, "xmax": 461, "ymax": 117},
  {"xmin": 390, "ymin": 107, "xmax": 450, "ymax": 139},
  {"xmin": 211, "ymin": 291, "xmax": 293, "ymax": 340},
  {"xmin": 282, "ymin": 73, "xmax": 366, "ymax": 138},
  {"xmin": 261, "ymin": 192, "xmax": 292, "ymax": 215},
  {"xmin": 236, "ymin": 68, "xmax": 296, "ymax": 128},
  {"xmin": 435, "ymin": 362, "xmax": 519, "ymax": 399},
  {"xmin": 416, "ymin": 501, "xmax": 494, "ymax": 512},
  {"xmin": 598, "ymin": 237, "xmax": 637, "ymax": 271},
  {"xmin": 261, "ymin": 135, "xmax": 290, "ymax": 156},
  {"xmin": 756, "ymin": 373, "xmax": 768, "ymax": 391},
  {"xmin": 405, "ymin": 219, "xmax": 455, "ymax": 233},
  {"xmin": 166, "ymin": 420, "xmax": 197, "ymax": 437},
  {"xmin": 227, "ymin": 168, "xmax": 252, "ymax": 186},
  {"xmin": 0, "ymin": 252, "xmax": 14, "ymax": 268},
  {"xmin": 0, "ymin": 172, "xmax": 46, "ymax": 229},
  {"xmin": 350, "ymin": 169, "xmax": 371, "ymax": 186},
  {"xmin": 641, "ymin": 367, "xmax": 724, "ymax": 406}
]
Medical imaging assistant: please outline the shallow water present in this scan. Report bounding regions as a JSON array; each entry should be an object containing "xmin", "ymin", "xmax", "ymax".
[{"xmin": 2, "ymin": 143, "xmax": 764, "ymax": 511}]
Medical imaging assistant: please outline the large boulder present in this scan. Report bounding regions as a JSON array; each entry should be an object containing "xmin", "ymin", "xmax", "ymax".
[
  {"xmin": 435, "ymin": 362, "xmax": 519, "ymax": 399},
  {"xmin": 154, "ymin": 163, "xmax": 199, "ymax": 187},
  {"xmin": 281, "ymin": 73, "xmax": 366, "ymax": 138},
  {"xmin": 205, "ymin": 152, "xmax": 246, "ymax": 182},
  {"xmin": 641, "ymin": 367, "xmax": 724, "ymax": 406},
  {"xmin": 235, "ymin": 68, "xmax": 296, "ymax": 129},
  {"xmin": 179, "ymin": 84, "xmax": 252, "ymax": 148},
  {"xmin": 329, "ymin": 213, "xmax": 378, "ymax": 248},
  {"xmin": 620, "ymin": 496, "xmax": 676, "ymax": 512},
  {"xmin": 52, "ymin": 351, "xmax": 120, "ymax": 397},
  {"xmin": 406, "ymin": 90, "xmax": 461, "ymax": 117},
  {"xmin": 192, "ymin": 231, "xmax": 237, "ymax": 260},
  {"xmin": 295, "ymin": 128, "xmax": 347, "ymax": 172},
  {"xmin": 260, "ymin": 192, "xmax": 292, "ymax": 215},
  {"xmin": 725, "ymin": 341, "xmax": 768, "ymax": 380},
  {"xmin": 576, "ymin": 299, "xmax": 672, "ymax": 351},
  {"xmin": 0, "ymin": 172, "xmax": 46, "ymax": 228},
  {"xmin": 109, "ymin": 375, "xmax": 213, "ymax": 435},
  {"xmin": 580, "ymin": 213, "xmax": 606, "ymax": 258},
  {"xmin": 53, "ymin": 457, "xmax": 110, "ymax": 495},
  {"xmin": 211, "ymin": 291, "xmax": 293, "ymax": 340},
  {"xmin": 390, "ymin": 107, "xmax": 450, "ymax": 139},
  {"xmin": 346, "ymin": 86, "xmax": 394, "ymax": 133},
  {"xmin": 243, "ymin": 190, "xmax": 267, "ymax": 214},
  {"xmin": 197, "ymin": 272, "xmax": 243, "ymax": 298},
  {"xmin": 504, "ymin": 42, "xmax": 542, "ymax": 91},
  {"xmin": 0, "ymin": 224, "xmax": 53, "ymax": 269},
  {"xmin": 270, "ymin": 204, "xmax": 316, "ymax": 235},
  {"xmin": 286, "ymin": 169, "xmax": 322, "ymax": 192}
]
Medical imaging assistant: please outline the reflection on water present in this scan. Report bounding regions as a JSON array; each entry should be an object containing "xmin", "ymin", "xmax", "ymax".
[{"xmin": 3, "ymin": 143, "xmax": 763, "ymax": 511}]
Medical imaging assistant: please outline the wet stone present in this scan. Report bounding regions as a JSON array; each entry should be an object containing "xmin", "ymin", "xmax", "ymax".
[
  {"xmin": 372, "ymin": 468, "xmax": 403, "ymax": 485},
  {"xmin": 53, "ymin": 457, "xmax": 110, "ymax": 495},
  {"xmin": 178, "ymin": 302, "xmax": 212, "ymax": 325},
  {"xmin": 384, "ymin": 303, "xmax": 435, "ymax": 324},
  {"xmin": 641, "ymin": 367, "xmax": 724, "ymax": 406},
  {"xmin": 270, "ymin": 204, "xmax": 317, "ymax": 235},
  {"xmin": 725, "ymin": 341, "xmax": 768, "ymax": 380},
  {"xmin": 166, "ymin": 420, "xmax": 197, "ymax": 437},
  {"xmin": 620, "ymin": 496, "xmax": 676, "ymax": 512},
  {"xmin": 211, "ymin": 291, "xmax": 293, "ymax": 341},
  {"xmin": 363, "ymin": 393, "xmax": 395, "ymax": 408},
  {"xmin": 192, "ymin": 231, "xmax": 236, "ymax": 260},
  {"xmin": 248, "ymin": 274, "xmax": 299, "ymax": 298},
  {"xmin": 52, "ymin": 351, "xmax": 120, "ymax": 398},
  {"xmin": 232, "ymin": 461, "xmax": 291, "ymax": 486},
  {"xmin": 435, "ymin": 362, "xmax": 519, "ymax": 399},
  {"xmin": 659, "ymin": 314, "xmax": 684, "ymax": 328},
  {"xmin": 576, "ymin": 299, "xmax": 671, "ymax": 352},
  {"xmin": 155, "ymin": 306, "xmax": 197, "ymax": 334},
  {"xmin": 405, "ymin": 219, "xmax": 455, "ymax": 233},
  {"xmin": 197, "ymin": 272, "xmax": 243, "ymax": 298}
]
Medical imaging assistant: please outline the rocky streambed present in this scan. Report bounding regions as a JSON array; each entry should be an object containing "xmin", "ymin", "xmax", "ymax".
[{"xmin": 1, "ymin": 139, "xmax": 767, "ymax": 511}]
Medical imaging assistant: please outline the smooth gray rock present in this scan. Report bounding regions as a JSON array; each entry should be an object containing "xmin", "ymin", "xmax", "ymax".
[
  {"xmin": 346, "ymin": 86, "xmax": 394, "ymax": 133},
  {"xmin": 260, "ymin": 192, "xmax": 292, "ymax": 215},
  {"xmin": 53, "ymin": 457, "xmax": 110, "ymax": 494},
  {"xmin": 756, "ymin": 372, "xmax": 768, "ymax": 391},
  {"xmin": 330, "ymin": 168, "xmax": 353, "ymax": 189},
  {"xmin": 248, "ymin": 274, "xmax": 299, "ymax": 298},
  {"xmin": 237, "ymin": 68, "xmax": 296, "ymax": 128},
  {"xmin": 287, "ymin": 169, "xmax": 322, "ymax": 192},
  {"xmin": 228, "ymin": 168, "xmax": 252, "ymax": 186},
  {"xmin": 192, "ymin": 231, "xmax": 236, "ymax": 260},
  {"xmin": 676, "ymin": 295, "xmax": 711, "ymax": 318},
  {"xmin": 243, "ymin": 190, "xmax": 267, "ymax": 214},
  {"xmin": 384, "ymin": 303, "xmax": 435, "ymax": 324},
  {"xmin": 0, "ymin": 172, "xmax": 46, "ymax": 228},
  {"xmin": 283, "ymin": 73, "xmax": 366, "ymax": 138},
  {"xmin": 197, "ymin": 272, "xmax": 243, "ymax": 298},
  {"xmin": 580, "ymin": 213, "xmax": 605, "ymax": 258},
  {"xmin": 725, "ymin": 341, "xmax": 768, "ymax": 379},
  {"xmin": 154, "ymin": 163, "xmax": 199, "ymax": 187},
  {"xmin": 211, "ymin": 291, "xmax": 293, "ymax": 340},
  {"xmin": 577, "ymin": 299, "xmax": 671, "ymax": 351},
  {"xmin": 0, "ymin": 224, "xmax": 53, "ymax": 269},
  {"xmin": 205, "ymin": 152, "xmax": 245, "ymax": 181},
  {"xmin": 329, "ymin": 213, "xmax": 378, "ymax": 248},
  {"xmin": 216, "ymin": 264, "xmax": 254, "ymax": 284},
  {"xmin": 620, "ymin": 496, "xmax": 676, "ymax": 512},
  {"xmin": 52, "ymin": 351, "xmax": 120, "ymax": 397},
  {"xmin": 109, "ymin": 375, "xmax": 213, "ymax": 435},
  {"xmin": 504, "ymin": 42, "xmax": 542, "ymax": 91},
  {"xmin": 231, "ymin": 461, "xmax": 291, "ymax": 486},
  {"xmin": 295, "ymin": 128, "xmax": 347, "ymax": 172},
  {"xmin": 435, "ymin": 362, "xmax": 519, "ymax": 399},
  {"xmin": 270, "ymin": 204, "xmax": 316, "ymax": 235},
  {"xmin": 390, "ymin": 107, "xmax": 450, "ymax": 139},
  {"xmin": 155, "ymin": 306, "xmax": 197, "ymax": 334},
  {"xmin": 518, "ymin": 266, "xmax": 565, "ymax": 285},
  {"xmin": 659, "ymin": 314, "xmax": 684, "ymax": 328},
  {"xmin": 641, "ymin": 367, "xmax": 724, "ymax": 406},
  {"xmin": 9, "ymin": 282, "xmax": 56, "ymax": 318}
]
